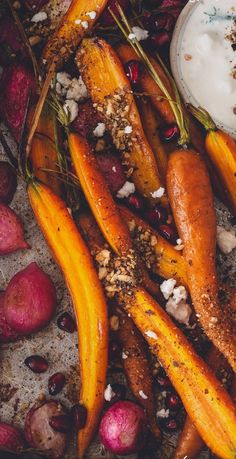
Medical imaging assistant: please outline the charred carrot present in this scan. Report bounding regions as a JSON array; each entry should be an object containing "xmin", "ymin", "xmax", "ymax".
[
  {"xmin": 116, "ymin": 310, "xmax": 161, "ymax": 439},
  {"xmin": 126, "ymin": 287, "xmax": 236, "ymax": 459},
  {"xmin": 28, "ymin": 182, "xmax": 108, "ymax": 459},
  {"xmin": 189, "ymin": 105, "xmax": 236, "ymax": 214},
  {"xmin": 167, "ymin": 149, "xmax": 236, "ymax": 371},
  {"xmin": 42, "ymin": 0, "xmax": 109, "ymax": 69},
  {"xmin": 76, "ymin": 38, "xmax": 166, "ymax": 204}
]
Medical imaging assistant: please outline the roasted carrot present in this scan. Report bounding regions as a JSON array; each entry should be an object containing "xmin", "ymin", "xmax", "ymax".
[
  {"xmin": 68, "ymin": 132, "xmax": 159, "ymax": 296},
  {"xmin": 76, "ymin": 38, "xmax": 166, "ymax": 204},
  {"xmin": 116, "ymin": 310, "xmax": 161, "ymax": 439},
  {"xmin": 42, "ymin": 0, "xmax": 109, "ymax": 68},
  {"xmin": 190, "ymin": 105, "xmax": 236, "ymax": 214},
  {"xmin": 116, "ymin": 43, "xmax": 175, "ymax": 124},
  {"xmin": 167, "ymin": 149, "xmax": 236, "ymax": 371},
  {"xmin": 28, "ymin": 182, "xmax": 108, "ymax": 459},
  {"xmin": 119, "ymin": 205, "xmax": 188, "ymax": 287},
  {"xmin": 126, "ymin": 287, "xmax": 236, "ymax": 459},
  {"xmin": 138, "ymin": 98, "xmax": 168, "ymax": 182}
]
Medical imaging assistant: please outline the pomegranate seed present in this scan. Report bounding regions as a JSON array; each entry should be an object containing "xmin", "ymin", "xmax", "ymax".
[
  {"xmin": 48, "ymin": 373, "xmax": 66, "ymax": 395},
  {"xmin": 109, "ymin": 340, "xmax": 121, "ymax": 361},
  {"xmin": 161, "ymin": 417, "xmax": 178, "ymax": 432},
  {"xmin": 125, "ymin": 60, "xmax": 142, "ymax": 85},
  {"xmin": 156, "ymin": 368, "xmax": 172, "ymax": 389},
  {"xmin": 158, "ymin": 224, "xmax": 178, "ymax": 243},
  {"xmin": 149, "ymin": 30, "xmax": 171, "ymax": 49},
  {"xmin": 49, "ymin": 414, "xmax": 71, "ymax": 433},
  {"xmin": 24, "ymin": 355, "xmax": 48, "ymax": 373},
  {"xmin": 159, "ymin": 123, "xmax": 179, "ymax": 142},
  {"xmin": 166, "ymin": 393, "xmax": 181, "ymax": 410},
  {"xmin": 127, "ymin": 193, "xmax": 144, "ymax": 212},
  {"xmin": 70, "ymin": 404, "xmax": 87, "ymax": 430},
  {"xmin": 144, "ymin": 205, "xmax": 168, "ymax": 228},
  {"xmin": 57, "ymin": 312, "xmax": 76, "ymax": 333}
]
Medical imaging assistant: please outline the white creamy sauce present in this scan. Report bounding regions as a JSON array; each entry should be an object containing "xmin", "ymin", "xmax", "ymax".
[{"xmin": 180, "ymin": 0, "xmax": 236, "ymax": 131}]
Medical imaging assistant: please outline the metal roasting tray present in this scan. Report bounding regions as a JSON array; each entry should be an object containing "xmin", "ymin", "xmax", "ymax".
[{"xmin": 0, "ymin": 126, "xmax": 236, "ymax": 459}]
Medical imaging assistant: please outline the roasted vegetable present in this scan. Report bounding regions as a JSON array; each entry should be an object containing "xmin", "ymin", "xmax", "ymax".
[
  {"xmin": 167, "ymin": 149, "xmax": 236, "ymax": 371},
  {"xmin": 189, "ymin": 105, "xmax": 236, "ymax": 214},
  {"xmin": 28, "ymin": 182, "xmax": 108, "ymax": 459},
  {"xmin": 126, "ymin": 287, "xmax": 236, "ymax": 459},
  {"xmin": 42, "ymin": 0, "xmax": 109, "ymax": 68},
  {"xmin": 76, "ymin": 38, "xmax": 165, "ymax": 204}
]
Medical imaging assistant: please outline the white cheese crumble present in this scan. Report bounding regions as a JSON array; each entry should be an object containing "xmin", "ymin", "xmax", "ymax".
[
  {"xmin": 31, "ymin": 11, "xmax": 47, "ymax": 22},
  {"xmin": 86, "ymin": 11, "xmax": 96, "ymax": 19},
  {"xmin": 93, "ymin": 123, "xmax": 106, "ymax": 137},
  {"xmin": 81, "ymin": 20, "xmax": 88, "ymax": 29},
  {"xmin": 117, "ymin": 181, "xmax": 135, "ymax": 199},
  {"xmin": 124, "ymin": 125, "xmax": 133, "ymax": 134},
  {"xmin": 63, "ymin": 99, "xmax": 78, "ymax": 123},
  {"xmin": 160, "ymin": 278, "xmax": 177, "ymax": 300},
  {"xmin": 151, "ymin": 187, "xmax": 165, "ymax": 199},
  {"xmin": 216, "ymin": 226, "xmax": 236, "ymax": 254},
  {"xmin": 66, "ymin": 76, "xmax": 88, "ymax": 101},
  {"xmin": 145, "ymin": 330, "xmax": 158, "ymax": 340},
  {"xmin": 166, "ymin": 297, "xmax": 192, "ymax": 326},
  {"xmin": 122, "ymin": 352, "xmax": 128, "ymax": 360},
  {"xmin": 156, "ymin": 408, "xmax": 169, "ymax": 418},
  {"xmin": 172, "ymin": 285, "xmax": 187, "ymax": 303},
  {"xmin": 56, "ymin": 72, "xmax": 72, "ymax": 88},
  {"xmin": 75, "ymin": 19, "xmax": 81, "ymax": 24},
  {"xmin": 139, "ymin": 390, "xmax": 148, "ymax": 400},
  {"xmin": 129, "ymin": 26, "xmax": 149, "ymax": 42},
  {"xmin": 104, "ymin": 384, "xmax": 115, "ymax": 402}
]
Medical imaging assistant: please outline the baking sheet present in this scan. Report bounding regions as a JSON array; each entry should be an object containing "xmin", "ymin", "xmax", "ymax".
[{"xmin": 0, "ymin": 126, "xmax": 235, "ymax": 459}]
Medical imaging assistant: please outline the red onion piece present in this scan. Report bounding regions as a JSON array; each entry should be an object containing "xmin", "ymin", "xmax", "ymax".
[
  {"xmin": 0, "ymin": 291, "xmax": 18, "ymax": 343},
  {"xmin": 0, "ymin": 162, "xmax": 17, "ymax": 204},
  {"xmin": 3, "ymin": 262, "xmax": 57, "ymax": 335},
  {"xmin": 0, "ymin": 422, "xmax": 24, "ymax": 452},
  {"xmin": 24, "ymin": 401, "xmax": 68, "ymax": 459},
  {"xmin": 96, "ymin": 153, "xmax": 126, "ymax": 195},
  {"xmin": 0, "ymin": 63, "xmax": 36, "ymax": 142},
  {"xmin": 0, "ymin": 204, "xmax": 29, "ymax": 255},
  {"xmin": 99, "ymin": 400, "xmax": 147, "ymax": 455}
]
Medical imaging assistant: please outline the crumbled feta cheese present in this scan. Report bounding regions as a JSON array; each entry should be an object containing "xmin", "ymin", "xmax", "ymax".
[
  {"xmin": 63, "ymin": 99, "xmax": 78, "ymax": 123},
  {"xmin": 66, "ymin": 76, "xmax": 88, "ymax": 101},
  {"xmin": 160, "ymin": 278, "xmax": 177, "ymax": 300},
  {"xmin": 151, "ymin": 187, "xmax": 165, "ymax": 199},
  {"xmin": 116, "ymin": 181, "xmax": 135, "ymax": 199},
  {"xmin": 139, "ymin": 390, "xmax": 148, "ymax": 400},
  {"xmin": 166, "ymin": 298, "xmax": 192, "ymax": 326},
  {"xmin": 31, "ymin": 11, "xmax": 47, "ymax": 22},
  {"xmin": 104, "ymin": 384, "xmax": 115, "ymax": 401},
  {"xmin": 217, "ymin": 226, "xmax": 236, "ymax": 254},
  {"xmin": 86, "ymin": 11, "xmax": 96, "ymax": 19},
  {"xmin": 124, "ymin": 125, "xmax": 133, "ymax": 134},
  {"xmin": 93, "ymin": 123, "xmax": 106, "ymax": 137},
  {"xmin": 122, "ymin": 352, "xmax": 128, "ymax": 359},
  {"xmin": 172, "ymin": 285, "xmax": 188, "ymax": 303},
  {"xmin": 145, "ymin": 330, "xmax": 158, "ymax": 340},
  {"xmin": 128, "ymin": 33, "xmax": 136, "ymax": 41},
  {"xmin": 81, "ymin": 20, "xmax": 88, "ymax": 29},
  {"xmin": 130, "ymin": 26, "xmax": 149, "ymax": 42},
  {"xmin": 75, "ymin": 18, "xmax": 81, "ymax": 24},
  {"xmin": 56, "ymin": 72, "xmax": 72, "ymax": 89},
  {"xmin": 176, "ymin": 238, "xmax": 182, "ymax": 245},
  {"xmin": 156, "ymin": 408, "xmax": 169, "ymax": 418}
]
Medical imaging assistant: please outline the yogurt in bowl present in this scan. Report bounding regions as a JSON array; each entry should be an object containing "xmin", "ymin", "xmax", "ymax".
[{"xmin": 170, "ymin": 0, "xmax": 236, "ymax": 138}]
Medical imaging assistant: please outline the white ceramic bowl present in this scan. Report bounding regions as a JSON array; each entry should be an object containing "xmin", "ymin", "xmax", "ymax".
[{"xmin": 170, "ymin": 1, "xmax": 236, "ymax": 139}]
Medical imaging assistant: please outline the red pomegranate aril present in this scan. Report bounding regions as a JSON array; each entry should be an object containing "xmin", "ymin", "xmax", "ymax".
[
  {"xmin": 24, "ymin": 355, "xmax": 48, "ymax": 374},
  {"xmin": 109, "ymin": 339, "xmax": 121, "ymax": 361},
  {"xmin": 165, "ymin": 393, "xmax": 181, "ymax": 410},
  {"xmin": 49, "ymin": 415, "xmax": 71, "ymax": 433},
  {"xmin": 125, "ymin": 60, "xmax": 142, "ymax": 85},
  {"xmin": 70, "ymin": 404, "xmax": 87, "ymax": 430},
  {"xmin": 158, "ymin": 224, "xmax": 177, "ymax": 243},
  {"xmin": 127, "ymin": 193, "xmax": 144, "ymax": 212},
  {"xmin": 149, "ymin": 30, "xmax": 171, "ymax": 49},
  {"xmin": 156, "ymin": 368, "xmax": 172, "ymax": 389},
  {"xmin": 159, "ymin": 123, "xmax": 179, "ymax": 142},
  {"xmin": 57, "ymin": 312, "xmax": 76, "ymax": 333},
  {"xmin": 48, "ymin": 373, "xmax": 66, "ymax": 396},
  {"xmin": 144, "ymin": 205, "xmax": 168, "ymax": 228},
  {"xmin": 161, "ymin": 417, "xmax": 178, "ymax": 432}
]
